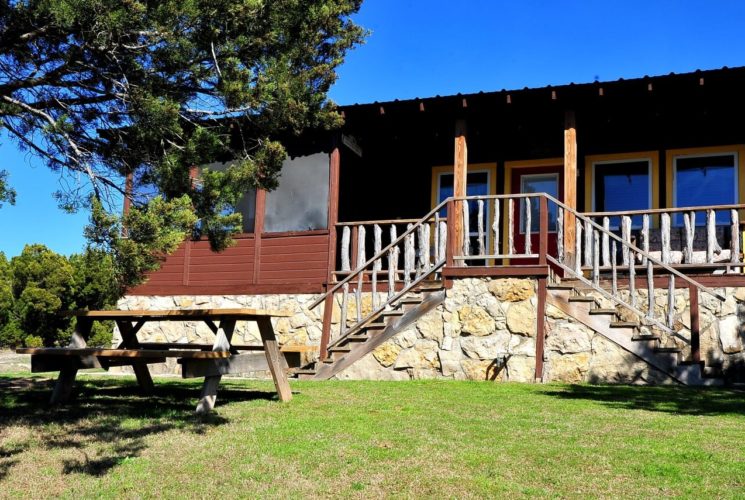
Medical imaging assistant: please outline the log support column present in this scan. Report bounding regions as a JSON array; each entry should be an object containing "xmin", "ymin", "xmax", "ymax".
[
  {"xmin": 320, "ymin": 141, "xmax": 341, "ymax": 360},
  {"xmin": 563, "ymin": 110, "xmax": 578, "ymax": 269},
  {"xmin": 453, "ymin": 119, "xmax": 468, "ymax": 264}
]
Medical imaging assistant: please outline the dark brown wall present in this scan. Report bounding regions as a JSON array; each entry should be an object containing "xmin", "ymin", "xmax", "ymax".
[{"xmin": 129, "ymin": 232, "xmax": 328, "ymax": 296}]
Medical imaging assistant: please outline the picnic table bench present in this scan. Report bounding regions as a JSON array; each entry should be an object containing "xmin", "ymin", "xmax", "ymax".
[{"xmin": 16, "ymin": 308, "xmax": 295, "ymax": 413}]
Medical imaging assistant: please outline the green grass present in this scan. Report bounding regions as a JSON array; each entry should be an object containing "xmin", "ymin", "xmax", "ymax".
[{"xmin": 1, "ymin": 373, "xmax": 744, "ymax": 498}]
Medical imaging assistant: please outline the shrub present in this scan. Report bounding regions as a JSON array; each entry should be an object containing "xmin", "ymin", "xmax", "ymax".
[{"xmin": 24, "ymin": 335, "xmax": 43, "ymax": 348}]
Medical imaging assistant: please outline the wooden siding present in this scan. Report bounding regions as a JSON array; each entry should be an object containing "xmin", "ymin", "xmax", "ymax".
[
  {"xmin": 259, "ymin": 233, "xmax": 330, "ymax": 284},
  {"xmin": 129, "ymin": 233, "xmax": 329, "ymax": 296}
]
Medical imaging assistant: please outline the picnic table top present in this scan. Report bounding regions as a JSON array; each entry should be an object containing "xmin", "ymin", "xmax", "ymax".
[{"xmin": 65, "ymin": 308, "xmax": 294, "ymax": 320}]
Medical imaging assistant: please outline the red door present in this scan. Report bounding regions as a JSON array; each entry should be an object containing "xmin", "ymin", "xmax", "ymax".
[{"xmin": 510, "ymin": 166, "xmax": 563, "ymax": 264}]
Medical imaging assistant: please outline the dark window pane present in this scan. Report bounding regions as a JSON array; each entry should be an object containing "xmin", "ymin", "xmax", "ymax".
[
  {"xmin": 675, "ymin": 154, "xmax": 735, "ymax": 225},
  {"xmin": 264, "ymin": 153, "xmax": 329, "ymax": 231},
  {"xmin": 520, "ymin": 174, "xmax": 558, "ymax": 232},
  {"xmin": 594, "ymin": 160, "xmax": 649, "ymax": 227}
]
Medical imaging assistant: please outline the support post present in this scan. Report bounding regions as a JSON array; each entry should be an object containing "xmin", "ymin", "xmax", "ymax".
[
  {"xmin": 257, "ymin": 318, "xmax": 293, "ymax": 402},
  {"xmin": 117, "ymin": 320, "xmax": 154, "ymax": 394},
  {"xmin": 252, "ymin": 189, "xmax": 267, "ymax": 284},
  {"xmin": 320, "ymin": 142, "xmax": 341, "ymax": 359},
  {"xmin": 50, "ymin": 317, "xmax": 93, "ymax": 404},
  {"xmin": 535, "ymin": 277, "xmax": 547, "ymax": 381},
  {"xmin": 538, "ymin": 196, "xmax": 548, "ymax": 265},
  {"xmin": 689, "ymin": 283, "xmax": 701, "ymax": 363},
  {"xmin": 453, "ymin": 119, "xmax": 468, "ymax": 264},
  {"xmin": 196, "ymin": 319, "xmax": 236, "ymax": 414},
  {"xmin": 445, "ymin": 199, "xmax": 456, "ymax": 287},
  {"xmin": 563, "ymin": 110, "xmax": 578, "ymax": 270}
]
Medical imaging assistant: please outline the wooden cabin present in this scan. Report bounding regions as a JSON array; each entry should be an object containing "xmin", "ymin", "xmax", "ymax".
[{"xmin": 124, "ymin": 66, "xmax": 745, "ymax": 385}]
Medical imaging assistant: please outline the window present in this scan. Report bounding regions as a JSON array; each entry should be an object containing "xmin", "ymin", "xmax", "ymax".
[
  {"xmin": 673, "ymin": 153, "xmax": 736, "ymax": 225},
  {"xmin": 519, "ymin": 173, "xmax": 559, "ymax": 233},
  {"xmin": 264, "ymin": 152, "xmax": 329, "ymax": 232},
  {"xmin": 201, "ymin": 161, "xmax": 257, "ymax": 233},
  {"xmin": 432, "ymin": 164, "xmax": 496, "ymax": 257},
  {"xmin": 593, "ymin": 159, "xmax": 651, "ymax": 228}
]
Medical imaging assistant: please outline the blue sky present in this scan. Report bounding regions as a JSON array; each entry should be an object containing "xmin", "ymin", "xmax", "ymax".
[{"xmin": 2, "ymin": 0, "xmax": 745, "ymax": 257}]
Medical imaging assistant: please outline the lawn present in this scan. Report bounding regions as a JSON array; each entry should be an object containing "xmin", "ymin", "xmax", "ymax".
[{"xmin": 0, "ymin": 372, "xmax": 744, "ymax": 498}]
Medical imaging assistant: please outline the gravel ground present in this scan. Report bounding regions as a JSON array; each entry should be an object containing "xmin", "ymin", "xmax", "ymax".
[{"xmin": 0, "ymin": 349, "xmax": 30, "ymax": 373}]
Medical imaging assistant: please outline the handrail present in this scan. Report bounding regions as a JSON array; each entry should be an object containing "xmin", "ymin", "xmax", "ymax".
[
  {"xmin": 532, "ymin": 193, "xmax": 726, "ymax": 302},
  {"xmin": 335, "ymin": 217, "xmax": 447, "ymax": 227},
  {"xmin": 583, "ymin": 203, "xmax": 745, "ymax": 218},
  {"xmin": 449, "ymin": 193, "xmax": 724, "ymax": 300},
  {"xmin": 309, "ymin": 197, "xmax": 450, "ymax": 310},
  {"xmin": 325, "ymin": 260, "xmax": 446, "ymax": 350},
  {"xmin": 546, "ymin": 255, "xmax": 679, "ymax": 337}
]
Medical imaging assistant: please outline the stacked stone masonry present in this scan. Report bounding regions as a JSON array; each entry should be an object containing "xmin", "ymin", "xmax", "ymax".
[{"xmin": 118, "ymin": 277, "xmax": 745, "ymax": 383}]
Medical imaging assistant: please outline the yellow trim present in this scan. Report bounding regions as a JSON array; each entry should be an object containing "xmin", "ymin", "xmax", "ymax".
[
  {"xmin": 430, "ymin": 162, "xmax": 497, "ymax": 254},
  {"xmin": 665, "ymin": 145, "xmax": 745, "ymax": 207},
  {"xmin": 584, "ymin": 152, "xmax": 660, "ymax": 224},
  {"xmin": 502, "ymin": 158, "xmax": 564, "ymax": 259},
  {"xmin": 430, "ymin": 163, "xmax": 497, "ymax": 208}
]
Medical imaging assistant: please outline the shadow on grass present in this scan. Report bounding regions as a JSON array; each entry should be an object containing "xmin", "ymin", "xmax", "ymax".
[
  {"xmin": 0, "ymin": 375, "xmax": 277, "ymax": 477},
  {"xmin": 540, "ymin": 384, "xmax": 745, "ymax": 417}
]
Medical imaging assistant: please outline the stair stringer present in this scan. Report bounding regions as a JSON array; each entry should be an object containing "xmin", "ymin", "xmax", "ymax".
[
  {"xmin": 546, "ymin": 289, "xmax": 713, "ymax": 386},
  {"xmin": 313, "ymin": 290, "xmax": 446, "ymax": 380}
]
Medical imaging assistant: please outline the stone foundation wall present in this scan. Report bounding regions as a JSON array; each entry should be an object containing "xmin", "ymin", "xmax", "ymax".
[{"xmin": 118, "ymin": 277, "xmax": 745, "ymax": 383}]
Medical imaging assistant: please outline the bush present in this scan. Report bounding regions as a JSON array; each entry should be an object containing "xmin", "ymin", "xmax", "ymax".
[
  {"xmin": 24, "ymin": 335, "xmax": 43, "ymax": 348},
  {"xmin": 0, "ymin": 245, "xmax": 119, "ymax": 348}
]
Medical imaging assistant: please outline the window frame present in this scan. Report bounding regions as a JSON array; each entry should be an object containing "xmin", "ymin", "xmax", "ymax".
[
  {"xmin": 671, "ymin": 151, "xmax": 738, "ymax": 214},
  {"xmin": 518, "ymin": 172, "xmax": 560, "ymax": 234},
  {"xmin": 590, "ymin": 156, "xmax": 653, "ymax": 229},
  {"xmin": 430, "ymin": 163, "xmax": 497, "ymax": 256}
]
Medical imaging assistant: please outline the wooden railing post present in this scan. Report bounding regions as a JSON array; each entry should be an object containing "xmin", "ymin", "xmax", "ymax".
[
  {"xmin": 350, "ymin": 226, "xmax": 359, "ymax": 270},
  {"xmin": 539, "ymin": 196, "xmax": 548, "ymax": 266},
  {"xmin": 563, "ymin": 110, "xmax": 578, "ymax": 270},
  {"xmin": 446, "ymin": 199, "xmax": 457, "ymax": 268},
  {"xmin": 689, "ymin": 283, "xmax": 701, "ymax": 363}
]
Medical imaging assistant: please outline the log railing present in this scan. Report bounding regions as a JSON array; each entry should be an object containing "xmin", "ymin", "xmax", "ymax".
[
  {"xmin": 583, "ymin": 204, "xmax": 744, "ymax": 272},
  {"xmin": 333, "ymin": 216, "xmax": 448, "ymax": 283},
  {"xmin": 547, "ymin": 194, "xmax": 725, "ymax": 350},
  {"xmin": 309, "ymin": 200, "xmax": 450, "ymax": 349},
  {"xmin": 450, "ymin": 194, "xmax": 550, "ymax": 263},
  {"xmin": 312, "ymin": 193, "xmax": 728, "ymax": 361}
]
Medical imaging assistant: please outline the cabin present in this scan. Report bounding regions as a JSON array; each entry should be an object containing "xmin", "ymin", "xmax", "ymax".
[{"xmin": 119, "ymin": 66, "xmax": 745, "ymax": 385}]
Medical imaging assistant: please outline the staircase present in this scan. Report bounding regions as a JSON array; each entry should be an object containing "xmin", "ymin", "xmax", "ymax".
[
  {"xmin": 297, "ymin": 193, "xmax": 730, "ymax": 385},
  {"xmin": 542, "ymin": 193, "xmax": 728, "ymax": 386},
  {"xmin": 298, "ymin": 199, "xmax": 450, "ymax": 380},
  {"xmin": 545, "ymin": 279, "xmax": 722, "ymax": 385},
  {"xmin": 297, "ymin": 280, "xmax": 445, "ymax": 380}
]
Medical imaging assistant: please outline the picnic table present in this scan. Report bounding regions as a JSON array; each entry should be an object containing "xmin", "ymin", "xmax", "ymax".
[{"xmin": 16, "ymin": 308, "xmax": 294, "ymax": 413}]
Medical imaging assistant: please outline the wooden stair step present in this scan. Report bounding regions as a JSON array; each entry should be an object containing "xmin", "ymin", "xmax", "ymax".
[
  {"xmin": 568, "ymin": 296, "xmax": 597, "ymax": 304},
  {"xmin": 655, "ymin": 346, "xmax": 682, "ymax": 353},
  {"xmin": 547, "ymin": 283, "xmax": 574, "ymax": 290},
  {"xmin": 609, "ymin": 321, "xmax": 638, "ymax": 328},
  {"xmin": 382, "ymin": 310, "xmax": 404, "ymax": 317},
  {"xmin": 294, "ymin": 368, "xmax": 317, "ymax": 375},
  {"xmin": 365, "ymin": 322, "xmax": 386, "ymax": 330},
  {"xmin": 589, "ymin": 308, "xmax": 617, "ymax": 315},
  {"xmin": 328, "ymin": 345, "xmax": 351, "ymax": 353},
  {"xmin": 632, "ymin": 334, "xmax": 661, "ymax": 342},
  {"xmin": 415, "ymin": 282, "xmax": 445, "ymax": 291},
  {"xmin": 397, "ymin": 297, "xmax": 423, "ymax": 305},
  {"xmin": 346, "ymin": 334, "xmax": 370, "ymax": 341}
]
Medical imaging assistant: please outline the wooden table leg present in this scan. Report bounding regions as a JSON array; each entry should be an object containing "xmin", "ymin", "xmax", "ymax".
[
  {"xmin": 117, "ymin": 320, "xmax": 154, "ymax": 395},
  {"xmin": 50, "ymin": 318, "xmax": 92, "ymax": 404},
  {"xmin": 257, "ymin": 318, "xmax": 292, "ymax": 402},
  {"xmin": 196, "ymin": 319, "xmax": 236, "ymax": 414}
]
